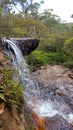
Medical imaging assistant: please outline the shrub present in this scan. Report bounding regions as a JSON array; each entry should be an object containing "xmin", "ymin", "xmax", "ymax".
[
  {"xmin": 27, "ymin": 50, "xmax": 67, "ymax": 69},
  {"xmin": 64, "ymin": 37, "xmax": 73, "ymax": 58},
  {"xmin": 27, "ymin": 50, "xmax": 48, "ymax": 68},
  {"xmin": 0, "ymin": 68, "xmax": 24, "ymax": 112},
  {"xmin": 44, "ymin": 52, "xmax": 67, "ymax": 64}
]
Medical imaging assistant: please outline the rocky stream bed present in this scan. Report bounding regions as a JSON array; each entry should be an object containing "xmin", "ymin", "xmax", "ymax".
[
  {"xmin": 0, "ymin": 37, "xmax": 73, "ymax": 130},
  {"xmin": 31, "ymin": 65, "xmax": 73, "ymax": 130}
]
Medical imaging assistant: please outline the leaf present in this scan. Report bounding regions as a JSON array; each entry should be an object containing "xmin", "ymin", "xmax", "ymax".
[
  {"xmin": 0, "ymin": 93, "xmax": 6, "ymax": 102},
  {"xmin": 0, "ymin": 86, "xmax": 4, "ymax": 89}
]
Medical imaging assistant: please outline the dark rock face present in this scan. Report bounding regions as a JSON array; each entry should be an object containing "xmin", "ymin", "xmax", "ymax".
[
  {"xmin": 11, "ymin": 38, "xmax": 39, "ymax": 55},
  {"xmin": 1, "ymin": 37, "xmax": 39, "ymax": 55}
]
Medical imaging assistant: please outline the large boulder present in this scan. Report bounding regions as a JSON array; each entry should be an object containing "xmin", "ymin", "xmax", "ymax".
[
  {"xmin": 1, "ymin": 37, "xmax": 39, "ymax": 55},
  {"xmin": 11, "ymin": 38, "xmax": 39, "ymax": 55}
]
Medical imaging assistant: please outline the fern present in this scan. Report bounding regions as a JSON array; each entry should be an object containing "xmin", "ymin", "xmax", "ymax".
[
  {"xmin": 0, "ymin": 93, "xmax": 6, "ymax": 102},
  {"xmin": 0, "ymin": 68, "xmax": 24, "ymax": 112}
]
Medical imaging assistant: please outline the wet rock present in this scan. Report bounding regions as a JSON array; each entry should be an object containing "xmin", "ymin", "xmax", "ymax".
[
  {"xmin": 32, "ymin": 65, "xmax": 73, "ymax": 125},
  {"xmin": 11, "ymin": 38, "xmax": 39, "ymax": 55},
  {"xmin": 44, "ymin": 114, "xmax": 73, "ymax": 130},
  {"xmin": 27, "ymin": 106, "xmax": 73, "ymax": 130},
  {"xmin": 32, "ymin": 65, "xmax": 73, "ymax": 109},
  {"xmin": 1, "ymin": 37, "xmax": 39, "ymax": 55}
]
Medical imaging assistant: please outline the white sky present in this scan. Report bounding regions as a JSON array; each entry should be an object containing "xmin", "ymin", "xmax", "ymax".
[{"xmin": 34, "ymin": 0, "xmax": 73, "ymax": 22}]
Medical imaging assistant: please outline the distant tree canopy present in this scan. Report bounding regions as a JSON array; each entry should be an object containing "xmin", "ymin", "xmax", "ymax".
[
  {"xmin": 0, "ymin": 0, "xmax": 44, "ymax": 18},
  {"xmin": 39, "ymin": 9, "xmax": 60, "ymax": 33}
]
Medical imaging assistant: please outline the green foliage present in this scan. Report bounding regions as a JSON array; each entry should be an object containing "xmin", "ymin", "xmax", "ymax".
[
  {"xmin": 45, "ymin": 52, "xmax": 67, "ymax": 64},
  {"xmin": 0, "ymin": 68, "xmax": 24, "ymax": 112},
  {"xmin": 12, "ymin": 27, "xmax": 25, "ymax": 37},
  {"xmin": 23, "ymin": 18, "xmax": 49, "ymax": 37},
  {"xmin": 40, "ymin": 35, "xmax": 57, "ymax": 52},
  {"xmin": 39, "ymin": 9, "xmax": 60, "ymax": 33},
  {"xmin": 0, "ymin": 0, "xmax": 44, "ymax": 19},
  {"xmin": 39, "ymin": 34, "xmax": 68, "ymax": 53},
  {"xmin": 27, "ymin": 50, "xmax": 67, "ymax": 69},
  {"xmin": 64, "ymin": 37, "xmax": 73, "ymax": 58},
  {"xmin": 27, "ymin": 50, "xmax": 48, "ymax": 68},
  {"xmin": 0, "ymin": 3, "xmax": 73, "ymax": 69},
  {"xmin": 54, "ymin": 35, "xmax": 68, "ymax": 52},
  {"xmin": 0, "ymin": 92, "xmax": 6, "ymax": 102}
]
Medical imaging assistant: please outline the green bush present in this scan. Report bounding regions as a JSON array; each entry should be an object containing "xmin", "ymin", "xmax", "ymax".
[
  {"xmin": 44, "ymin": 52, "xmax": 67, "ymax": 64},
  {"xmin": 27, "ymin": 50, "xmax": 49, "ymax": 68},
  {"xmin": 64, "ymin": 37, "xmax": 73, "ymax": 58},
  {"xmin": 39, "ymin": 34, "xmax": 67, "ymax": 53},
  {"xmin": 27, "ymin": 50, "xmax": 67, "ymax": 69},
  {"xmin": 0, "ymin": 68, "xmax": 24, "ymax": 112}
]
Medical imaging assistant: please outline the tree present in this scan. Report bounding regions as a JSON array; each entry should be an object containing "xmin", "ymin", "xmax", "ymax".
[
  {"xmin": 0, "ymin": 0, "xmax": 44, "ymax": 19},
  {"xmin": 39, "ymin": 9, "xmax": 60, "ymax": 33},
  {"xmin": 28, "ymin": 2, "xmax": 40, "ymax": 19},
  {"xmin": 23, "ymin": 18, "xmax": 49, "ymax": 37},
  {"xmin": 0, "ymin": 0, "xmax": 14, "ymax": 14}
]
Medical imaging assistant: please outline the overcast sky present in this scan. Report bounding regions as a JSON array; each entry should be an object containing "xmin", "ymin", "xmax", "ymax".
[{"xmin": 34, "ymin": 0, "xmax": 73, "ymax": 22}]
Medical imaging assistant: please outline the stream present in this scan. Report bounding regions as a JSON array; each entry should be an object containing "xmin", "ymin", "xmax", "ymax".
[{"xmin": 2, "ymin": 37, "xmax": 73, "ymax": 125}]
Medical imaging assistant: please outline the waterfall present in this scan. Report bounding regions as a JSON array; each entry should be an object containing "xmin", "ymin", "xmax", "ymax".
[{"xmin": 2, "ymin": 37, "xmax": 73, "ymax": 124}]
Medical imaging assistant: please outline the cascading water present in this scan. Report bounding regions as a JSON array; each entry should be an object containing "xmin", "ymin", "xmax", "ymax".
[{"xmin": 2, "ymin": 37, "xmax": 73, "ymax": 124}]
